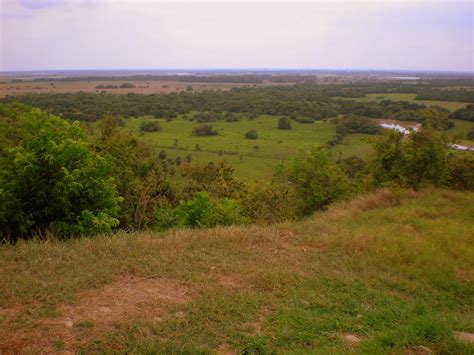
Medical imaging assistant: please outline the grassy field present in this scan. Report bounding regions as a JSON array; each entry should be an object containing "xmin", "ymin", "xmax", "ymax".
[
  {"xmin": 125, "ymin": 115, "xmax": 374, "ymax": 180},
  {"xmin": 338, "ymin": 93, "xmax": 469, "ymax": 111},
  {"xmin": 1, "ymin": 189, "xmax": 473, "ymax": 353},
  {"xmin": 0, "ymin": 80, "xmax": 289, "ymax": 98}
]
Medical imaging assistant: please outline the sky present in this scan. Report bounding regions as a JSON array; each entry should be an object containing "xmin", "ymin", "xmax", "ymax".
[{"xmin": 0, "ymin": 0, "xmax": 473, "ymax": 72}]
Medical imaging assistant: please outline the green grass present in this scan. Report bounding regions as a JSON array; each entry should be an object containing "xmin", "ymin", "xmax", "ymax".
[
  {"xmin": 1, "ymin": 189, "xmax": 473, "ymax": 353},
  {"xmin": 126, "ymin": 115, "xmax": 375, "ymax": 180},
  {"xmin": 337, "ymin": 93, "xmax": 468, "ymax": 111}
]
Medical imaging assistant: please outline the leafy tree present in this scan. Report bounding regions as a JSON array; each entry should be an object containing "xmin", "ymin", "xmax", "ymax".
[
  {"xmin": 245, "ymin": 130, "xmax": 258, "ymax": 139},
  {"xmin": 371, "ymin": 129, "xmax": 449, "ymax": 188},
  {"xmin": 192, "ymin": 124, "xmax": 218, "ymax": 136},
  {"xmin": 444, "ymin": 152, "xmax": 474, "ymax": 190},
  {"xmin": 275, "ymin": 148, "xmax": 351, "ymax": 213},
  {"xmin": 278, "ymin": 116, "xmax": 292, "ymax": 130},
  {"xmin": 139, "ymin": 121, "xmax": 161, "ymax": 133},
  {"xmin": 0, "ymin": 105, "xmax": 121, "ymax": 241}
]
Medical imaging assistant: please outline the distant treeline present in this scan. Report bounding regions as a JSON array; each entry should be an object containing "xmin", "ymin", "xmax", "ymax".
[
  {"xmin": 2, "ymin": 82, "xmax": 472, "ymax": 124},
  {"xmin": 24, "ymin": 75, "xmax": 268, "ymax": 84}
]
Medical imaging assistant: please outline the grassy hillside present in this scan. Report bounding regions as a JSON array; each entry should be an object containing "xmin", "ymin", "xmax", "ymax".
[{"xmin": 1, "ymin": 189, "xmax": 473, "ymax": 353}]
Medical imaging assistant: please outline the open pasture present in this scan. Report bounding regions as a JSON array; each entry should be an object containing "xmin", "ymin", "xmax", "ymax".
[
  {"xmin": 340, "ymin": 93, "xmax": 469, "ymax": 111},
  {"xmin": 125, "ymin": 115, "xmax": 373, "ymax": 180},
  {"xmin": 0, "ymin": 79, "xmax": 289, "ymax": 98}
]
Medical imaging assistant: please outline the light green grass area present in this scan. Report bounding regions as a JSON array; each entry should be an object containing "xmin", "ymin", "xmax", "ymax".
[
  {"xmin": 1, "ymin": 189, "xmax": 473, "ymax": 353},
  {"xmin": 337, "ymin": 93, "xmax": 468, "ymax": 111},
  {"xmin": 447, "ymin": 119, "xmax": 474, "ymax": 146},
  {"xmin": 126, "ymin": 115, "xmax": 374, "ymax": 180}
]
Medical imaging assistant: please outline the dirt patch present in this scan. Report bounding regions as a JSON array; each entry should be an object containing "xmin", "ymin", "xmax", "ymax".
[
  {"xmin": 454, "ymin": 331, "xmax": 474, "ymax": 344},
  {"xmin": 1, "ymin": 275, "xmax": 192, "ymax": 353}
]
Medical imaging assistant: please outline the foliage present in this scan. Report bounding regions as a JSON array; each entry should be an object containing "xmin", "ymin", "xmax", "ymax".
[
  {"xmin": 0, "ymin": 105, "xmax": 121, "ymax": 241},
  {"xmin": 192, "ymin": 124, "xmax": 218, "ymax": 136},
  {"xmin": 278, "ymin": 116, "xmax": 292, "ymax": 130},
  {"xmin": 153, "ymin": 191, "xmax": 248, "ymax": 231},
  {"xmin": 444, "ymin": 152, "xmax": 474, "ymax": 190},
  {"xmin": 371, "ymin": 129, "xmax": 449, "ymax": 188},
  {"xmin": 337, "ymin": 115, "xmax": 382, "ymax": 135},
  {"xmin": 244, "ymin": 130, "xmax": 258, "ymax": 139},
  {"xmin": 91, "ymin": 115, "xmax": 174, "ymax": 229},
  {"xmin": 450, "ymin": 104, "xmax": 474, "ymax": 122},
  {"xmin": 139, "ymin": 120, "xmax": 162, "ymax": 133},
  {"xmin": 241, "ymin": 182, "xmax": 303, "ymax": 222},
  {"xmin": 275, "ymin": 148, "xmax": 351, "ymax": 213}
]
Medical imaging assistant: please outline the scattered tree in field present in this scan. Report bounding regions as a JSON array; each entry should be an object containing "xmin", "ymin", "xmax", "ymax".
[
  {"xmin": 192, "ymin": 124, "xmax": 218, "ymax": 136},
  {"xmin": 139, "ymin": 121, "xmax": 161, "ymax": 133},
  {"xmin": 186, "ymin": 85, "xmax": 193, "ymax": 91},
  {"xmin": 278, "ymin": 116, "xmax": 292, "ymax": 130},
  {"xmin": 245, "ymin": 130, "xmax": 258, "ymax": 139}
]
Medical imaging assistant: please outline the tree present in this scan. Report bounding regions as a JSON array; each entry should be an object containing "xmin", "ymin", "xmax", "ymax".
[
  {"xmin": 192, "ymin": 124, "xmax": 218, "ymax": 136},
  {"xmin": 278, "ymin": 116, "xmax": 292, "ymax": 130},
  {"xmin": 245, "ymin": 130, "xmax": 258, "ymax": 139},
  {"xmin": 371, "ymin": 129, "xmax": 449, "ymax": 188},
  {"xmin": 0, "ymin": 105, "xmax": 121, "ymax": 241},
  {"xmin": 139, "ymin": 121, "xmax": 161, "ymax": 133},
  {"xmin": 275, "ymin": 148, "xmax": 351, "ymax": 213}
]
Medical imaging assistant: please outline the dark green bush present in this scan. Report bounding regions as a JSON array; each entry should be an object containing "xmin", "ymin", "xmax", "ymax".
[
  {"xmin": 0, "ymin": 105, "xmax": 122, "ymax": 241},
  {"xmin": 278, "ymin": 117, "xmax": 292, "ymax": 130},
  {"xmin": 245, "ymin": 130, "xmax": 258, "ymax": 139},
  {"xmin": 192, "ymin": 124, "xmax": 218, "ymax": 136},
  {"xmin": 139, "ymin": 121, "xmax": 161, "ymax": 133},
  {"xmin": 275, "ymin": 148, "xmax": 351, "ymax": 213}
]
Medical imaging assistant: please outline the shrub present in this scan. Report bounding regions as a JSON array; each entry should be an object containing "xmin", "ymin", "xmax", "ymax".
[
  {"xmin": 241, "ymin": 182, "xmax": 303, "ymax": 223},
  {"xmin": 245, "ymin": 130, "xmax": 258, "ymax": 139},
  {"xmin": 278, "ymin": 117, "xmax": 292, "ymax": 130},
  {"xmin": 192, "ymin": 124, "xmax": 218, "ymax": 136},
  {"xmin": 119, "ymin": 82, "xmax": 136, "ymax": 88},
  {"xmin": 139, "ymin": 121, "xmax": 161, "ymax": 133},
  {"xmin": 0, "ymin": 105, "xmax": 121, "ymax": 241},
  {"xmin": 371, "ymin": 129, "xmax": 449, "ymax": 188},
  {"xmin": 338, "ymin": 116, "xmax": 382, "ymax": 135},
  {"xmin": 444, "ymin": 152, "xmax": 474, "ymax": 190},
  {"xmin": 275, "ymin": 148, "xmax": 351, "ymax": 213},
  {"xmin": 153, "ymin": 191, "xmax": 248, "ymax": 231}
]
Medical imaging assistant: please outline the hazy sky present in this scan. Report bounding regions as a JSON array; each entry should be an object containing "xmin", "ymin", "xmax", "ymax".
[{"xmin": 0, "ymin": 0, "xmax": 473, "ymax": 72}]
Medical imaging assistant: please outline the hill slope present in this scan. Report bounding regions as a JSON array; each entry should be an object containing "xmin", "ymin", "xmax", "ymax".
[{"xmin": 1, "ymin": 189, "xmax": 473, "ymax": 353}]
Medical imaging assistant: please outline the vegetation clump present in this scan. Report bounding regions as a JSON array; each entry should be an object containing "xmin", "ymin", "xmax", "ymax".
[
  {"xmin": 192, "ymin": 124, "xmax": 218, "ymax": 136},
  {"xmin": 0, "ymin": 105, "xmax": 121, "ymax": 241},
  {"xmin": 278, "ymin": 116, "xmax": 292, "ymax": 130},
  {"xmin": 139, "ymin": 120, "xmax": 161, "ymax": 133},
  {"xmin": 244, "ymin": 129, "xmax": 258, "ymax": 139}
]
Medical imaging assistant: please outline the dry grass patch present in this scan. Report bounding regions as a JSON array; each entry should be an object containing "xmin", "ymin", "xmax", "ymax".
[{"xmin": 0, "ymin": 275, "xmax": 193, "ymax": 352}]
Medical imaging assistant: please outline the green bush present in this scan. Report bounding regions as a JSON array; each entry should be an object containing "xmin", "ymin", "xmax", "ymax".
[
  {"xmin": 153, "ymin": 191, "xmax": 248, "ymax": 231},
  {"xmin": 192, "ymin": 124, "xmax": 218, "ymax": 136},
  {"xmin": 139, "ymin": 121, "xmax": 161, "ymax": 133},
  {"xmin": 0, "ymin": 105, "xmax": 122, "ymax": 241},
  {"xmin": 245, "ymin": 130, "xmax": 258, "ymax": 139},
  {"xmin": 444, "ymin": 152, "xmax": 474, "ymax": 190},
  {"xmin": 278, "ymin": 117, "xmax": 292, "ymax": 130},
  {"xmin": 241, "ymin": 182, "xmax": 303, "ymax": 223},
  {"xmin": 372, "ymin": 129, "xmax": 449, "ymax": 188},
  {"xmin": 275, "ymin": 148, "xmax": 351, "ymax": 213}
]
